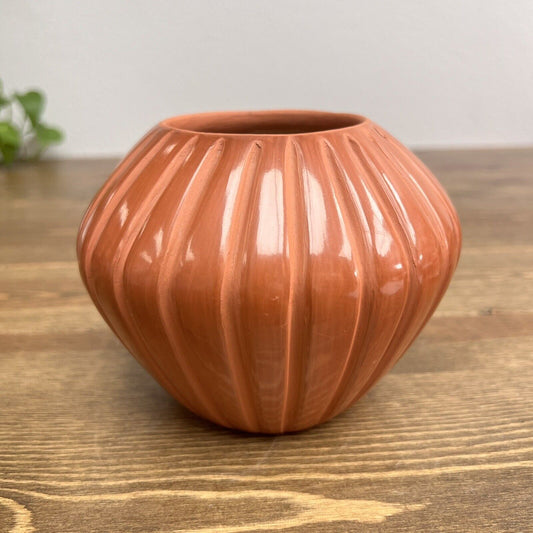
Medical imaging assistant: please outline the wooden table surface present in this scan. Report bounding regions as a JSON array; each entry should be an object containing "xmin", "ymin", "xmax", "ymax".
[{"xmin": 1, "ymin": 148, "xmax": 532, "ymax": 532}]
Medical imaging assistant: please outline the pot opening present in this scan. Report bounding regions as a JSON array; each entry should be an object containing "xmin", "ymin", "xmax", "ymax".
[{"xmin": 162, "ymin": 110, "xmax": 366, "ymax": 136}]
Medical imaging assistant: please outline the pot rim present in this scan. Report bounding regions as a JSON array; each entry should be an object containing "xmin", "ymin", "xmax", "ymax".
[{"xmin": 159, "ymin": 109, "xmax": 369, "ymax": 138}]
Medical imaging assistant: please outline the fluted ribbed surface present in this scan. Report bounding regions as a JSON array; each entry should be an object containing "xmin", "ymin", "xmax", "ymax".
[{"xmin": 77, "ymin": 112, "xmax": 461, "ymax": 433}]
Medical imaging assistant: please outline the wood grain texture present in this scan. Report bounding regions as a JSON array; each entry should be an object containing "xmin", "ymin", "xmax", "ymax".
[{"xmin": 1, "ymin": 149, "xmax": 532, "ymax": 532}]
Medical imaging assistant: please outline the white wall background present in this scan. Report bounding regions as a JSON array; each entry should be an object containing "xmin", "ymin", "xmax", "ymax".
[{"xmin": 1, "ymin": 0, "xmax": 532, "ymax": 157}]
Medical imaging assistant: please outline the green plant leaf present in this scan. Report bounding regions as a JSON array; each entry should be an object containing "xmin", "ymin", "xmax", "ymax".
[
  {"xmin": 0, "ymin": 144, "xmax": 18, "ymax": 165},
  {"xmin": 0, "ymin": 121, "xmax": 21, "ymax": 147},
  {"xmin": 35, "ymin": 123, "xmax": 64, "ymax": 146},
  {"xmin": 15, "ymin": 90, "xmax": 45, "ymax": 126},
  {"xmin": 0, "ymin": 122, "xmax": 21, "ymax": 165}
]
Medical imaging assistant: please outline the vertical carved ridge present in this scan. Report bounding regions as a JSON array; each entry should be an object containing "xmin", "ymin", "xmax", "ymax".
[
  {"xmin": 368, "ymin": 130, "xmax": 462, "ymax": 360},
  {"xmin": 77, "ymin": 129, "xmax": 165, "ymax": 263},
  {"xmin": 379, "ymin": 128, "xmax": 462, "ymax": 269},
  {"xmin": 369, "ymin": 130, "xmax": 454, "ymax": 313},
  {"xmin": 377, "ymin": 128, "xmax": 461, "ymax": 235},
  {"xmin": 112, "ymin": 136, "xmax": 199, "ymax": 404},
  {"xmin": 220, "ymin": 141, "xmax": 263, "ymax": 432},
  {"xmin": 344, "ymin": 135, "xmax": 420, "ymax": 406},
  {"xmin": 315, "ymin": 139, "xmax": 372, "ymax": 421},
  {"xmin": 81, "ymin": 131, "xmax": 173, "ymax": 296},
  {"xmin": 78, "ymin": 131, "xmax": 173, "ymax": 346},
  {"xmin": 77, "ymin": 129, "xmax": 157, "ymax": 247},
  {"xmin": 156, "ymin": 138, "xmax": 229, "ymax": 425},
  {"xmin": 77, "ymin": 132, "xmax": 152, "ymax": 262},
  {"xmin": 280, "ymin": 139, "xmax": 311, "ymax": 433}
]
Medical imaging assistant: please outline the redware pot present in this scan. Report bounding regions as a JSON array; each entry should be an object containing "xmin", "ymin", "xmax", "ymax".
[{"xmin": 77, "ymin": 110, "xmax": 461, "ymax": 433}]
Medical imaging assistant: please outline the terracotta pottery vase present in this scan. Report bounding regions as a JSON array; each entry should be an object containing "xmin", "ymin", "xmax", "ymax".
[{"xmin": 77, "ymin": 110, "xmax": 461, "ymax": 433}]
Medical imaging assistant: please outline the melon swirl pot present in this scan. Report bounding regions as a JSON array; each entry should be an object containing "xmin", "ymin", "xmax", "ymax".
[{"xmin": 77, "ymin": 110, "xmax": 461, "ymax": 433}]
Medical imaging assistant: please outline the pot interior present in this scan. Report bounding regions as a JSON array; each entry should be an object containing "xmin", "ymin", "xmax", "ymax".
[{"xmin": 163, "ymin": 110, "xmax": 365, "ymax": 135}]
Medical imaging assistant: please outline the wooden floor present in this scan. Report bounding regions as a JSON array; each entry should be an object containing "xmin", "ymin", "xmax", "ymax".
[{"xmin": 1, "ymin": 148, "xmax": 532, "ymax": 532}]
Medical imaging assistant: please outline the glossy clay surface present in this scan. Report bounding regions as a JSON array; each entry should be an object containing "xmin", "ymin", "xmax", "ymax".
[{"xmin": 77, "ymin": 110, "xmax": 461, "ymax": 433}]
